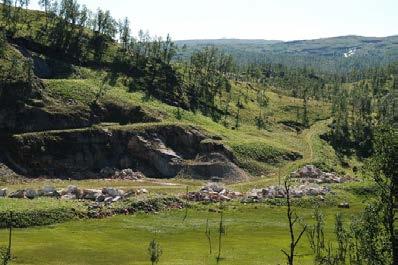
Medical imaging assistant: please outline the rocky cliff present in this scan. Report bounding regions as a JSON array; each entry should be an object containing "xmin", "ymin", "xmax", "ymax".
[{"xmin": 6, "ymin": 124, "xmax": 249, "ymax": 181}]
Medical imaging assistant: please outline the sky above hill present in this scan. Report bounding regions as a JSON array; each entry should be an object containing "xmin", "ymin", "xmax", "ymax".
[{"xmin": 29, "ymin": 0, "xmax": 398, "ymax": 41}]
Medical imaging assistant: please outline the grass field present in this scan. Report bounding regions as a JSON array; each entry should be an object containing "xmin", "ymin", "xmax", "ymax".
[{"xmin": 1, "ymin": 200, "xmax": 364, "ymax": 265}]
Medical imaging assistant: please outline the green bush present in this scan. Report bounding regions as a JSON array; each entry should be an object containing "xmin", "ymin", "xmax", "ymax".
[
  {"xmin": 121, "ymin": 197, "xmax": 183, "ymax": 214},
  {"xmin": 0, "ymin": 208, "xmax": 82, "ymax": 228}
]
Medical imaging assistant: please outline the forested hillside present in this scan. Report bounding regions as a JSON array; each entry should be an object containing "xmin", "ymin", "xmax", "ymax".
[{"xmin": 176, "ymin": 35, "xmax": 398, "ymax": 74}]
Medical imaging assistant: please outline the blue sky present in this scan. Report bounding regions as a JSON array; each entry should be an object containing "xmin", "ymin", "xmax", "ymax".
[{"xmin": 29, "ymin": 0, "xmax": 398, "ymax": 41}]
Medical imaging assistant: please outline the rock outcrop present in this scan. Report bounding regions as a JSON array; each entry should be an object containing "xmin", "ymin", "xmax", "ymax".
[{"xmin": 6, "ymin": 124, "xmax": 249, "ymax": 181}]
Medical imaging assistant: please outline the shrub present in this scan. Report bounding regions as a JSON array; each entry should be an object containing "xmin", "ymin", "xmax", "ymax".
[{"xmin": 0, "ymin": 208, "xmax": 81, "ymax": 228}]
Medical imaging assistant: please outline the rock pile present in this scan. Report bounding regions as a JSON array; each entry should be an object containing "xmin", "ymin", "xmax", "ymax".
[
  {"xmin": 8, "ymin": 186, "xmax": 60, "ymax": 199},
  {"xmin": 246, "ymin": 184, "xmax": 331, "ymax": 201},
  {"xmin": 99, "ymin": 168, "xmax": 145, "ymax": 180},
  {"xmin": 291, "ymin": 165, "xmax": 351, "ymax": 184},
  {"xmin": 184, "ymin": 183, "xmax": 242, "ymax": 202},
  {"xmin": 1, "ymin": 185, "xmax": 149, "ymax": 203}
]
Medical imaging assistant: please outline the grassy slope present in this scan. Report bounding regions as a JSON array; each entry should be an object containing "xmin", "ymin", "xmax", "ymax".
[
  {"xmin": 1, "ymin": 58, "xmax": 359, "ymax": 215},
  {"xmin": 40, "ymin": 73, "xmax": 334, "ymax": 178}
]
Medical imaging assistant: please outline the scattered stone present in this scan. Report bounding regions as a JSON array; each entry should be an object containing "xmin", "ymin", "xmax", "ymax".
[
  {"xmin": 99, "ymin": 167, "xmax": 146, "ymax": 180},
  {"xmin": 96, "ymin": 194, "xmax": 106, "ymax": 202},
  {"xmin": 338, "ymin": 202, "xmax": 350, "ymax": 209},
  {"xmin": 0, "ymin": 188, "xmax": 7, "ymax": 197},
  {"xmin": 63, "ymin": 185, "xmax": 82, "ymax": 197},
  {"xmin": 137, "ymin": 188, "xmax": 148, "ymax": 194},
  {"xmin": 3, "ymin": 185, "xmax": 141, "ymax": 204},
  {"xmin": 112, "ymin": 196, "xmax": 122, "ymax": 202},
  {"xmin": 292, "ymin": 165, "xmax": 322, "ymax": 178},
  {"xmin": 25, "ymin": 189, "xmax": 37, "ymax": 199},
  {"xmin": 38, "ymin": 186, "xmax": 60, "ymax": 197},
  {"xmin": 82, "ymin": 189, "xmax": 102, "ymax": 201},
  {"xmin": 102, "ymin": 187, "xmax": 125, "ymax": 197},
  {"xmin": 291, "ymin": 165, "xmax": 353, "ymax": 184},
  {"xmin": 9, "ymin": 190, "xmax": 26, "ymax": 199},
  {"xmin": 185, "ymin": 183, "xmax": 242, "ymax": 202},
  {"xmin": 244, "ymin": 184, "xmax": 331, "ymax": 202},
  {"xmin": 61, "ymin": 194, "xmax": 77, "ymax": 200},
  {"xmin": 104, "ymin": 197, "xmax": 113, "ymax": 203},
  {"xmin": 113, "ymin": 169, "xmax": 145, "ymax": 180},
  {"xmin": 124, "ymin": 189, "xmax": 137, "ymax": 198}
]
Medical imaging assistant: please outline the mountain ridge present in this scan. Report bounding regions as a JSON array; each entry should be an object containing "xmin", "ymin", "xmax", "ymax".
[{"xmin": 176, "ymin": 35, "xmax": 398, "ymax": 73}]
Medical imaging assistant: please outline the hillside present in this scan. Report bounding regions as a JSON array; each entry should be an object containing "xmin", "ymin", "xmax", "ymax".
[
  {"xmin": 0, "ymin": 40, "xmax": 337, "ymax": 180},
  {"xmin": 0, "ymin": 3, "xmax": 349, "ymax": 182},
  {"xmin": 176, "ymin": 35, "xmax": 398, "ymax": 72},
  {"xmin": 0, "ymin": 2, "xmax": 397, "ymax": 265},
  {"xmin": 0, "ymin": 0, "xmax": 388, "ymax": 192}
]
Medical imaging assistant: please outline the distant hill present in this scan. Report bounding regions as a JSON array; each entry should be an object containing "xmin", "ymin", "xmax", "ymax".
[
  {"xmin": 176, "ymin": 38, "xmax": 281, "ymax": 47},
  {"xmin": 176, "ymin": 35, "xmax": 398, "ymax": 73}
]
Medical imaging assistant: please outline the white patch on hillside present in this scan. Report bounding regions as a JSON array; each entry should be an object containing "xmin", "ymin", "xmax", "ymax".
[{"xmin": 344, "ymin": 48, "xmax": 356, "ymax": 58}]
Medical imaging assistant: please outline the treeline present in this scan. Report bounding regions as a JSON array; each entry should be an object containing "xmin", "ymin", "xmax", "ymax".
[
  {"xmin": 177, "ymin": 46, "xmax": 235, "ymax": 118},
  {"xmin": 0, "ymin": 0, "xmax": 183, "ymax": 105},
  {"xmin": 237, "ymin": 58, "xmax": 397, "ymax": 159},
  {"xmin": 176, "ymin": 38, "xmax": 398, "ymax": 77},
  {"xmin": 328, "ymin": 62, "xmax": 397, "ymax": 157}
]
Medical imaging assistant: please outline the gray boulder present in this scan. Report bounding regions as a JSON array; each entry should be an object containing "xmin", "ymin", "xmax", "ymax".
[
  {"xmin": 9, "ymin": 190, "xmax": 26, "ymax": 199},
  {"xmin": 25, "ymin": 189, "xmax": 38, "ymax": 199},
  {"xmin": 0, "ymin": 188, "xmax": 7, "ymax": 197},
  {"xmin": 61, "ymin": 185, "xmax": 82, "ymax": 198},
  {"xmin": 102, "ymin": 187, "xmax": 125, "ymax": 197},
  {"xmin": 61, "ymin": 194, "xmax": 77, "ymax": 200},
  {"xmin": 96, "ymin": 194, "xmax": 106, "ymax": 202},
  {"xmin": 82, "ymin": 189, "xmax": 102, "ymax": 200},
  {"xmin": 112, "ymin": 196, "xmax": 122, "ymax": 202},
  {"xmin": 38, "ymin": 186, "xmax": 60, "ymax": 197}
]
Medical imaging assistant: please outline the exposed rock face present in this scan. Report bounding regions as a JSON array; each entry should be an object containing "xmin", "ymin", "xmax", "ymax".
[
  {"xmin": 181, "ymin": 153, "xmax": 248, "ymax": 181},
  {"xmin": 128, "ymin": 135, "xmax": 183, "ymax": 177},
  {"xmin": 7, "ymin": 124, "xmax": 248, "ymax": 181}
]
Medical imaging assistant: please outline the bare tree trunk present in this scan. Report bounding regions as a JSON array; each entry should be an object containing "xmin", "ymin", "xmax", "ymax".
[
  {"xmin": 281, "ymin": 179, "xmax": 307, "ymax": 265},
  {"xmin": 216, "ymin": 211, "xmax": 224, "ymax": 263},
  {"xmin": 183, "ymin": 186, "xmax": 189, "ymax": 221},
  {"xmin": 205, "ymin": 218, "xmax": 212, "ymax": 254}
]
